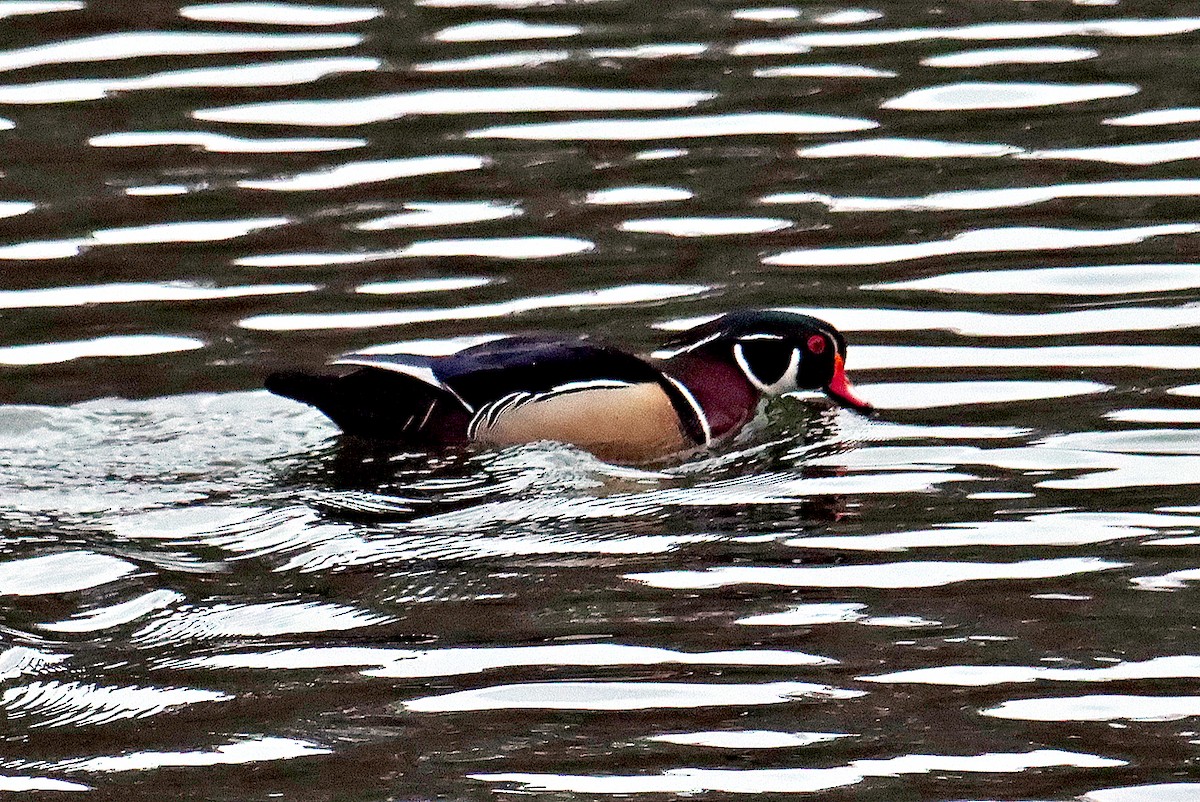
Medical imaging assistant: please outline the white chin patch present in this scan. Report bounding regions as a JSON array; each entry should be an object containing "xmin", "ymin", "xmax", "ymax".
[{"xmin": 734, "ymin": 343, "xmax": 800, "ymax": 394}]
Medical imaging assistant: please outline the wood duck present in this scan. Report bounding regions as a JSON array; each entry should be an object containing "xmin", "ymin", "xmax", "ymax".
[{"xmin": 266, "ymin": 310, "xmax": 873, "ymax": 464}]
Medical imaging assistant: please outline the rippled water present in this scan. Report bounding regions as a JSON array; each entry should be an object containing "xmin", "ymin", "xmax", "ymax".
[{"xmin": 5, "ymin": 1, "xmax": 1200, "ymax": 799}]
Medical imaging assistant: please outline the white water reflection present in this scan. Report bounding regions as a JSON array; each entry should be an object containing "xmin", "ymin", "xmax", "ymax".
[
  {"xmin": 468, "ymin": 112, "xmax": 879, "ymax": 140},
  {"xmin": 0, "ymin": 647, "xmax": 67, "ymax": 681},
  {"xmin": 765, "ymin": 224, "xmax": 1200, "ymax": 266},
  {"xmin": 771, "ymin": 179, "xmax": 1200, "ymax": 213},
  {"xmin": 124, "ymin": 184, "xmax": 190, "ymax": 195},
  {"xmin": 796, "ymin": 137, "xmax": 1021, "ymax": 158},
  {"xmin": 731, "ymin": 8, "xmax": 801, "ymax": 21},
  {"xmin": 731, "ymin": 39, "xmax": 813, "ymax": 56},
  {"xmin": 738, "ymin": 18, "xmax": 1200, "ymax": 51},
  {"xmin": 754, "ymin": 64, "xmax": 895, "ymax": 78},
  {"xmin": 279, "ymin": 528, "xmax": 719, "ymax": 573},
  {"xmin": 91, "ymin": 131, "xmax": 366, "ymax": 153},
  {"xmin": 94, "ymin": 217, "xmax": 289, "ymax": 244},
  {"xmin": 412, "ymin": 50, "xmax": 570, "ymax": 72},
  {"xmin": 0, "ymin": 239, "xmax": 86, "ymax": 259},
  {"xmin": 1022, "ymin": 140, "xmax": 1200, "ymax": 165},
  {"xmin": 1130, "ymin": 568, "xmax": 1200, "ymax": 591},
  {"xmin": 984, "ymin": 695, "xmax": 1200, "ymax": 722},
  {"xmin": 0, "ymin": 281, "xmax": 315, "ymax": 309},
  {"xmin": 133, "ymin": 600, "xmax": 392, "ymax": 643},
  {"xmin": 647, "ymin": 731, "xmax": 852, "ymax": 749},
  {"xmin": 175, "ymin": 642, "xmax": 834, "ymax": 676},
  {"xmin": 1041, "ymin": 429, "xmax": 1200, "ymax": 455},
  {"xmin": 239, "ymin": 283, "xmax": 705, "ymax": 331},
  {"xmin": 1106, "ymin": 108, "xmax": 1200, "ymax": 126},
  {"xmin": 0, "ymin": 552, "xmax": 136, "ymax": 594},
  {"xmin": 355, "ymin": 277, "xmax": 492, "ymax": 294},
  {"xmin": 180, "ymin": 2, "xmax": 382, "ymax": 25},
  {"xmin": 884, "ymin": 81, "xmax": 1137, "ymax": 111},
  {"xmin": 738, "ymin": 602, "xmax": 941, "ymax": 629},
  {"xmin": 815, "ymin": 9, "xmax": 883, "ymax": 24},
  {"xmin": 476, "ymin": 749, "xmax": 1122, "ymax": 795},
  {"xmin": 0, "ymin": 1, "xmax": 83, "ymax": 18},
  {"xmin": 0, "ymin": 392, "xmax": 330, "ymax": 516},
  {"xmin": 238, "ymin": 155, "xmax": 485, "ymax": 191},
  {"xmin": 60, "ymin": 737, "xmax": 330, "ymax": 773},
  {"xmin": 738, "ymin": 602, "xmax": 868, "ymax": 627},
  {"xmin": 0, "ymin": 31, "xmax": 360, "ymax": 73},
  {"xmin": 197, "ymin": 87, "xmax": 714, "ymax": 125},
  {"xmin": 354, "ymin": 334, "xmax": 506, "ymax": 355},
  {"xmin": 635, "ymin": 147, "xmax": 688, "ymax": 160},
  {"xmin": 434, "ymin": 19, "xmax": 580, "ymax": 41},
  {"xmin": 0, "ymin": 776, "xmax": 88, "ymax": 792},
  {"xmin": 784, "ymin": 304, "xmax": 1200, "ymax": 337},
  {"xmin": 864, "ymin": 655, "xmax": 1200, "ymax": 686},
  {"xmin": 404, "ymin": 680, "xmax": 864, "ymax": 712},
  {"xmin": 630, "ymin": 558, "xmax": 1125, "ymax": 590},
  {"xmin": 1084, "ymin": 783, "xmax": 1200, "ymax": 802},
  {"xmin": 389, "ymin": 236, "xmax": 587, "ymax": 258},
  {"xmin": 356, "ymin": 201, "xmax": 520, "ymax": 230},
  {"xmin": 364, "ymin": 473, "xmax": 971, "ymax": 544},
  {"xmin": 416, "ymin": 0, "xmax": 590, "ymax": 7},
  {"xmin": 870, "ymin": 263, "xmax": 1200, "ymax": 295},
  {"xmin": 619, "ymin": 217, "xmax": 790, "ymax": 236},
  {"xmin": 0, "ymin": 200, "xmax": 33, "ymax": 217},
  {"xmin": 852, "ymin": 345, "xmax": 1200, "ymax": 371},
  {"xmin": 591, "ymin": 43, "xmax": 708, "ymax": 59},
  {"xmin": 922, "ymin": 46, "xmax": 1098, "ymax": 67},
  {"xmin": 41, "ymin": 590, "xmax": 184, "ymax": 633},
  {"xmin": 855, "ymin": 381, "xmax": 1110, "ymax": 410},
  {"xmin": 586, "ymin": 186, "xmax": 693, "ymax": 205},
  {"xmin": 0, "ymin": 57, "xmax": 379, "ymax": 104},
  {"xmin": 814, "ymin": 440, "xmax": 1200, "ymax": 491},
  {"xmin": 4, "ymin": 681, "xmax": 229, "ymax": 728},
  {"xmin": 236, "ymin": 235, "xmax": 592, "ymax": 266},
  {"xmin": 1108, "ymin": 409, "xmax": 1200, "ymax": 424},
  {"xmin": 789, "ymin": 512, "xmax": 1183, "ymax": 552}
]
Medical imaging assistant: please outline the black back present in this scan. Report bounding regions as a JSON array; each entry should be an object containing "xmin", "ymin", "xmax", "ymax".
[{"xmin": 431, "ymin": 337, "xmax": 667, "ymax": 408}]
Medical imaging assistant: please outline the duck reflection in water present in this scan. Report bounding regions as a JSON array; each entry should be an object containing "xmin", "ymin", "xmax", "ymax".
[{"xmin": 267, "ymin": 310, "xmax": 874, "ymax": 466}]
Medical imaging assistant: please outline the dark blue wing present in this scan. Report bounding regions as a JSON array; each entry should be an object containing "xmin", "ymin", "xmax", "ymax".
[
  {"xmin": 337, "ymin": 337, "xmax": 659, "ymax": 408},
  {"xmin": 432, "ymin": 337, "xmax": 665, "ymax": 406}
]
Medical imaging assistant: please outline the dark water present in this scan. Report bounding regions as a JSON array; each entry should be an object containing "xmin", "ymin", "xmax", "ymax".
[{"xmin": 5, "ymin": 0, "xmax": 1200, "ymax": 799}]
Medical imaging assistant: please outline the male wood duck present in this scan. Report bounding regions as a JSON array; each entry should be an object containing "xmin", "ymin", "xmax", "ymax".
[{"xmin": 266, "ymin": 310, "xmax": 873, "ymax": 464}]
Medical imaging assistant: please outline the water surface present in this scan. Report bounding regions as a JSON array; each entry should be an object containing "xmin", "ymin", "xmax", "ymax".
[{"xmin": 3, "ymin": 1, "xmax": 1200, "ymax": 799}]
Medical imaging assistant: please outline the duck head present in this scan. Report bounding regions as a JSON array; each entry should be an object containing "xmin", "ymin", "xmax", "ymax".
[{"xmin": 656, "ymin": 310, "xmax": 874, "ymax": 414}]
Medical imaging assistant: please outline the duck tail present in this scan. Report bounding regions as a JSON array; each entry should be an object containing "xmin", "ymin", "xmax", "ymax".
[
  {"xmin": 266, "ymin": 368, "xmax": 461, "ymax": 441},
  {"xmin": 265, "ymin": 370, "xmax": 340, "ymax": 407},
  {"xmin": 266, "ymin": 369, "xmax": 373, "ymax": 435}
]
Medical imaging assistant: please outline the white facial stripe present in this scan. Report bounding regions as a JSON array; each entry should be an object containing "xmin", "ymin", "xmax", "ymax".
[
  {"xmin": 732, "ymin": 342, "xmax": 765, "ymax": 391},
  {"xmin": 651, "ymin": 331, "xmax": 722, "ymax": 360},
  {"xmin": 738, "ymin": 333, "xmax": 786, "ymax": 341},
  {"xmin": 734, "ymin": 343, "xmax": 801, "ymax": 394},
  {"xmin": 777, "ymin": 347, "xmax": 801, "ymax": 392}
]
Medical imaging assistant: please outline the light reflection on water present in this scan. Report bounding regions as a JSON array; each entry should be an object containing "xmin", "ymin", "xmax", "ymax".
[{"xmin": 4, "ymin": 0, "xmax": 1200, "ymax": 799}]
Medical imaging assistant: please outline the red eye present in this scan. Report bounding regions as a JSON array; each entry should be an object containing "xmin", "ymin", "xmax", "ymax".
[{"xmin": 807, "ymin": 335, "xmax": 826, "ymax": 354}]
